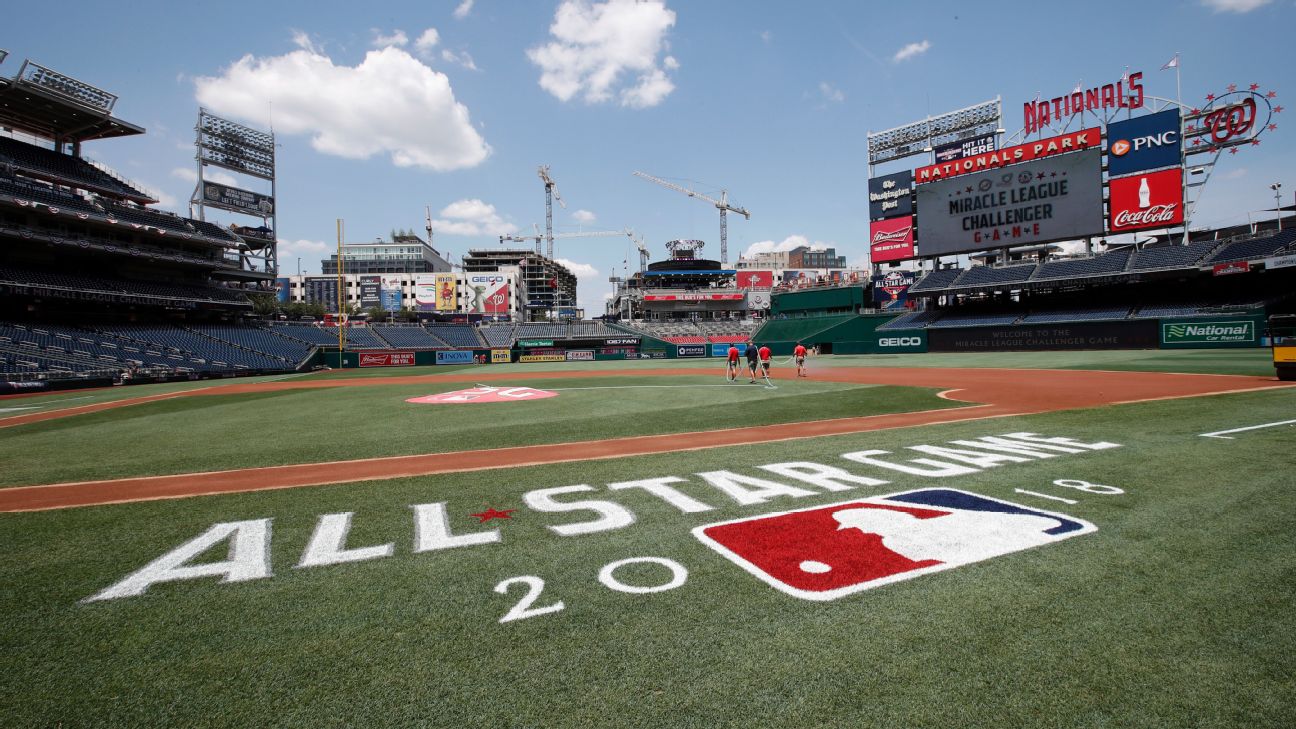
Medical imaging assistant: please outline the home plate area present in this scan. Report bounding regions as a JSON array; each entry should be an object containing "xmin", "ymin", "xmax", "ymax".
[{"xmin": 406, "ymin": 385, "xmax": 558, "ymax": 403}]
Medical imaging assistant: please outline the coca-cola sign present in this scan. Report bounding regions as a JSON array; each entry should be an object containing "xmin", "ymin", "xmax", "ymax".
[
  {"xmin": 1108, "ymin": 168, "xmax": 1184, "ymax": 233},
  {"xmin": 869, "ymin": 215, "xmax": 915, "ymax": 263}
]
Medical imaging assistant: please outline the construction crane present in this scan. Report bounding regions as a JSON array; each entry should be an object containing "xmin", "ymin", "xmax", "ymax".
[
  {"xmin": 500, "ymin": 224, "xmax": 543, "ymax": 254},
  {"xmin": 633, "ymin": 171, "xmax": 750, "ymax": 266},
  {"xmin": 632, "ymin": 232, "xmax": 650, "ymax": 273},
  {"xmin": 537, "ymin": 165, "xmax": 566, "ymax": 260}
]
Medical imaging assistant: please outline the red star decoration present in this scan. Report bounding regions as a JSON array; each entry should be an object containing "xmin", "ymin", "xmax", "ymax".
[
  {"xmin": 1269, "ymin": 124, "xmax": 1278, "ymax": 131},
  {"xmin": 1192, "ymin": 138, "xmax": 1202, "ymax": 146},
  {"xmin": 1227, "ymin": 83, "xmax": 1237, "ymax": 93},
  {"xmin": 1229, "ymin": 147, "xmax": 1239, "ymax": 155},
  {"xmin": 1209, "ymin": 146, "xmax": 1219, "ymax": 154},
  {"xmin": 1267, "ymin": 91, "xmax": 1277, "ymax": 99},
  {"xmin": 471, "ymin": 507, "xmax": 517, "ymax": 523},
  {"xmin": 1206, "ymin": 93, "xmax": 1215, "ymax": 101},
  {"xmin": 1250, "ymin": 83, "xmax": 1260, "ymax": 91},
  {"xmin": 1251, "ymin": 138, "xmax": 1261, "ymax": 146},
  {"xmin": 1190, "ymin": 107, "xmax": 1201, "ymax": 115},
  {"xmin": 1274, "ymin": 106, "xmax": 1284, "ymax": 113},
  {"xmin": 1186, "ymin": 124, "xmax": 1196, "ymax": 131}
]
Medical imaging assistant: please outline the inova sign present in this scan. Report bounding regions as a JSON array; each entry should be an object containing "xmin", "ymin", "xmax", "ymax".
[{"xmin": 1162, "ymin": 321, "xmax": 1255, "ymax": 345}]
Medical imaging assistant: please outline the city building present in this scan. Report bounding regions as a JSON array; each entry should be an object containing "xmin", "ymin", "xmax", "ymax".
[{"xmin": 320, "ymin": 233, "xmax": 452, "ymax": 275}]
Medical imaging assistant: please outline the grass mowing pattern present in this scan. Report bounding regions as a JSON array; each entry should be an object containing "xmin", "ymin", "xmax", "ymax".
[
  {"xmin": 0, "ymin": 387, "xmax": 1292, "ymax": 726},
  {"xmin": 0, "ymin": 377, "xmax": 960, "ymax": 486}
]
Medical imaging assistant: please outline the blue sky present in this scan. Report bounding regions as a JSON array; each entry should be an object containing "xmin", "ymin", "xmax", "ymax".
[{"xmin": 5, "ymin": 0, "xmax": 1293, "ymax": 312}]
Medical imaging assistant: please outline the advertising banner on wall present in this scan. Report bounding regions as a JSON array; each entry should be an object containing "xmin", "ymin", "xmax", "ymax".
[
  {"xmin": 736, "ymin": 270, "xmax": 774, "ymax": 289},
  {"xmin": 915, "ymin": 128, "xmax": 1100, "ymax": 184},
  {"xmin": 868, "ymin": 170, "xmax": 914, "ymax": 219},
  {"xmin": 380, "ymin": 275, "xmax": 402, "ymax": 312},
  {"xmin": 676, "ymin": 344, "xmax": 707, "ymax": 357},
  {"xmin": 275, "ymin": 277, "xmax": 290, "ymax": 303},
  {"xmin": 359, "ymin": 351, "xmax": 415, "ymax": 367},
  {"xmin": 414, "ymin": 274, "xmax": 438, "ymax": 311},
  {"xmin": 1108, "ymin": 167, "xmax": 1184, "ymax": 233},
  {"xmin": 872, "ymin": 270, "xmax": 916, "ymax": 310},
  {"xmin": 915, "ymin": 148, "xmax": 1104, "ymax": 257},
  {"xmin": 466, "ymin": 273, "xmax": 509, "ymax": 315},
  {"xmin": 434, "ymin": 273, "xmax": 458, "ymax": 312},
  {"xmin": 436, "ymin": 350, "xmax": 475, "ymax": 365},
  {"xmin": 933, "ymin": 134, "xmax": 997, "ymax": 163},
  {"xmin": 869, "ymin": 215, "xmax": 915, "ymax": 263},
  {"xmin": 1106, "ymin": 109, "xmax": 1181, "ymax": 177},
  {"xmin": 358, "ymin": 275, "xmax": 381, "ymax": 309}
]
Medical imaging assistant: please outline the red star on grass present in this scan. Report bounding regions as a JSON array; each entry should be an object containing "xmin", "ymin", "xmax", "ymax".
[{"xmin": 471, "ymin": 508, "xmax": 517, "ymax": 523}]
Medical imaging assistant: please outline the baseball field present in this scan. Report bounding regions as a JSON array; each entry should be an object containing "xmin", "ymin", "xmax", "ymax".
[{"xmin": 1, "ymin": 349, "xmax": 1293, "ymax": 727}]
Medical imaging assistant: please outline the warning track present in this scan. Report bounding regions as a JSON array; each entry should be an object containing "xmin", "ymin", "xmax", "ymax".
[{"xmin": 0, "ymin": 367, "xmax": 1287, "ymax": 512}]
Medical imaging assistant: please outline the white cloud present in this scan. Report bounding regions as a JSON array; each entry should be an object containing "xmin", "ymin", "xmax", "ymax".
[
  {"xmin": 819, "ymin": 82, "xmax": 845, "ymax": 103},
  {"xmin": 442, "ymin": 49, "xmax": 479, "ymax": 70},
  {"xmin": 171, "ymin": 167, "xmax": 239, "ymax": 186},
  {"xmin": 415, "ymin": 28, "xmax": 440, "ymax": 52},
  {"xmin": 278, "ymin": 239, "xmax": 331, "ymax": 273},
  {"xmin": 742, "ymin": 235, "xmax": 826, "ymax": 258},
  {"xmin": 433, "ymin": 199, "xmax": 518, "ymax": 237},
  {"xmin": 892, "ymin": 40, "xmax": 931, "ymax": 63},
  {"xmin": 195, "ymin": 44, "xmax": 490, "ymax": 171},
  {"xmin": 572, "ymin": 209, "xmax": 597, "ymax": 224},
  {"xmin": 527, "ymin": 0, "xmax": 678, "ymax": 108},
  {"xmin": 760, "ymin": 30, "xmax": 772, "ymax": 44},
  {"xmin": 1223, "ymin": 167, "xmax": 1248, "ymax": 180},
  {"xmin": 556, "ymin": 258, "xmax": 600, "ymax": 279},
  {"xmin": 372, "ymin": 29, "xmax": 409, "ymax": 48},
  {"xmin": 291, "ymin": 30, "xmax": 321, "ymax": 54},
  {"xmin": 454, "ymin": 0, "xmax": 475, "ymax": 19},
  {"xmin": 1202, "ymin": 0, "xmax": 1270, "ymax": 11}
]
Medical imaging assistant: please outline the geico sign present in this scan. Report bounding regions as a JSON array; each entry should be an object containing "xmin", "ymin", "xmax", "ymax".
[
  {"xmin": 470, "ymin": 275, "xmax": 505, "ymax": 285},
  {"xmin": 878, "ymin": 337, "xmax": 921, "ymax": 347},
  {"xmin": 1110, "ymin": 130, "xmax": 1178, "ymax": 157}
]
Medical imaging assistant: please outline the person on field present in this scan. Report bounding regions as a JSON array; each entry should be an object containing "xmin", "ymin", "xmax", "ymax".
[
  {"xmin": 758, "ymin": 344, "xmax": 772, "ymax": 381},
  {"xmin": 745, "ymin": 340, "xmax": 760, "ymax": 383},
  {"xmin": 794, "ymin": 342, "xmax": 808, "ymax": 377},
  {"xmin": 726, "ymin": 344, "xmax": 741, "ymax": 381}
]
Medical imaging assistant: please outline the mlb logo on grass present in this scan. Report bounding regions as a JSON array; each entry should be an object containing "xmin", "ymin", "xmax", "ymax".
[{"xmin": 694, "ymin": 489, "xmax": 1094, "ymax": 601}]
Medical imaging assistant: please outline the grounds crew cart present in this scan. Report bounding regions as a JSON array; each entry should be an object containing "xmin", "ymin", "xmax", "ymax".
[{"xmin": 1270, "ymin": 314, "xmax": 1296, "ymax": 381}]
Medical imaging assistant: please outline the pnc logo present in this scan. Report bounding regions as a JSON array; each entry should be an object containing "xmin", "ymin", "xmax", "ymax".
[{"xmin": 1110, "ymin": 130, "xmax": 1178, "ymax": 157}]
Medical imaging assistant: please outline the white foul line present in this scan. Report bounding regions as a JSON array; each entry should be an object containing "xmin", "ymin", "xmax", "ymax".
[{"xmin": 1199, "ymin": 419, "xmax": 1296, "ymax": 439}]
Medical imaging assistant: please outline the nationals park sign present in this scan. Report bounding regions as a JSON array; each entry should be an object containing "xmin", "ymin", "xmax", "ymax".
[{"xmin": 915, "ymin": 128, "xmax": 1100, "ymax": 185}]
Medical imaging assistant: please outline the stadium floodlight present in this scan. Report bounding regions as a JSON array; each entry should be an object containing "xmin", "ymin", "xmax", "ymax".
[
  {"xmin": 868, "ymin": 98, "xmax": 1001, "ymax": 165},
  {"xmin": 0, "ymin": 50, "xmax": 8, "ymax": 66},
  {"xmin": 15, "ymin": 60, "xmax": 117, "ymax": 114},
  {"xmin": 197, "ymin": 108, "xmax": 275, "ymax": 180}
]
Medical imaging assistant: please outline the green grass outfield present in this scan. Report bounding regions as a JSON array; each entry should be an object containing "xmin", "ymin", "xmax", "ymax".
[{"xmin": 1, "ymin": 350, "xmax": 1293, "ymax": 727}]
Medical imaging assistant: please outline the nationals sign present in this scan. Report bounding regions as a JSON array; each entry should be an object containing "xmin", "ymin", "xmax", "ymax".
[
  {"xmin": 869, "ymin": 215, "xmax": 915, "ymax": 263},
  {"xmin": 1023, "ymin": 72, "xmax": 1145, "ymax": 135},
  {"xmin": 915, "ymin": 128, "xmax": 1100, "ymax": 184},
  {"xmin": 1108, "ymin": 168, "xmax": 1184, "ymax": 233}
]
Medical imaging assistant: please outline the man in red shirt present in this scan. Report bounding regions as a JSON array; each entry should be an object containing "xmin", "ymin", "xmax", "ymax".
[
  {"xmin": 758, "ymin": 343, "xmax": 772, "ymax": 383},
  {"xmin": 793, "ymin": 342, "xmax": 808, "ymax": 377},
  {"xmin": 725, "ymin": 344, "xmax": 740, "ymax": 382}
]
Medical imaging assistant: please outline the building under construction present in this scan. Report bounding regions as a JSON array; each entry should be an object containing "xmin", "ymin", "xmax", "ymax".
[{"xmin": 462, "ymin": 249, "xmax": 579, "ymax": 321}]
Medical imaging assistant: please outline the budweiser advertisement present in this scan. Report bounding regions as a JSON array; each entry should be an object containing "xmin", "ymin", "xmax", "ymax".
[
  {"xmin": 916, "ymin": 128, "xmax": 1100, "ymax": 185},
  {"xmin": 1108, "ymin": 168, "xmax": 1184, "ymax": 233},
  {"xmin": 869, "ymin": 215, "xmax": 915, "ymax": 263},
  {"xmin": 642, "ymin": 293, "xmax": 744, "ymax": 302},
  {"xmin": 736, "ymin": 270, "xmax": 774, "ymax": 289},
  {"xmin": 359, "ymin": 351, "xmax": 415, "ymax": 367}
]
